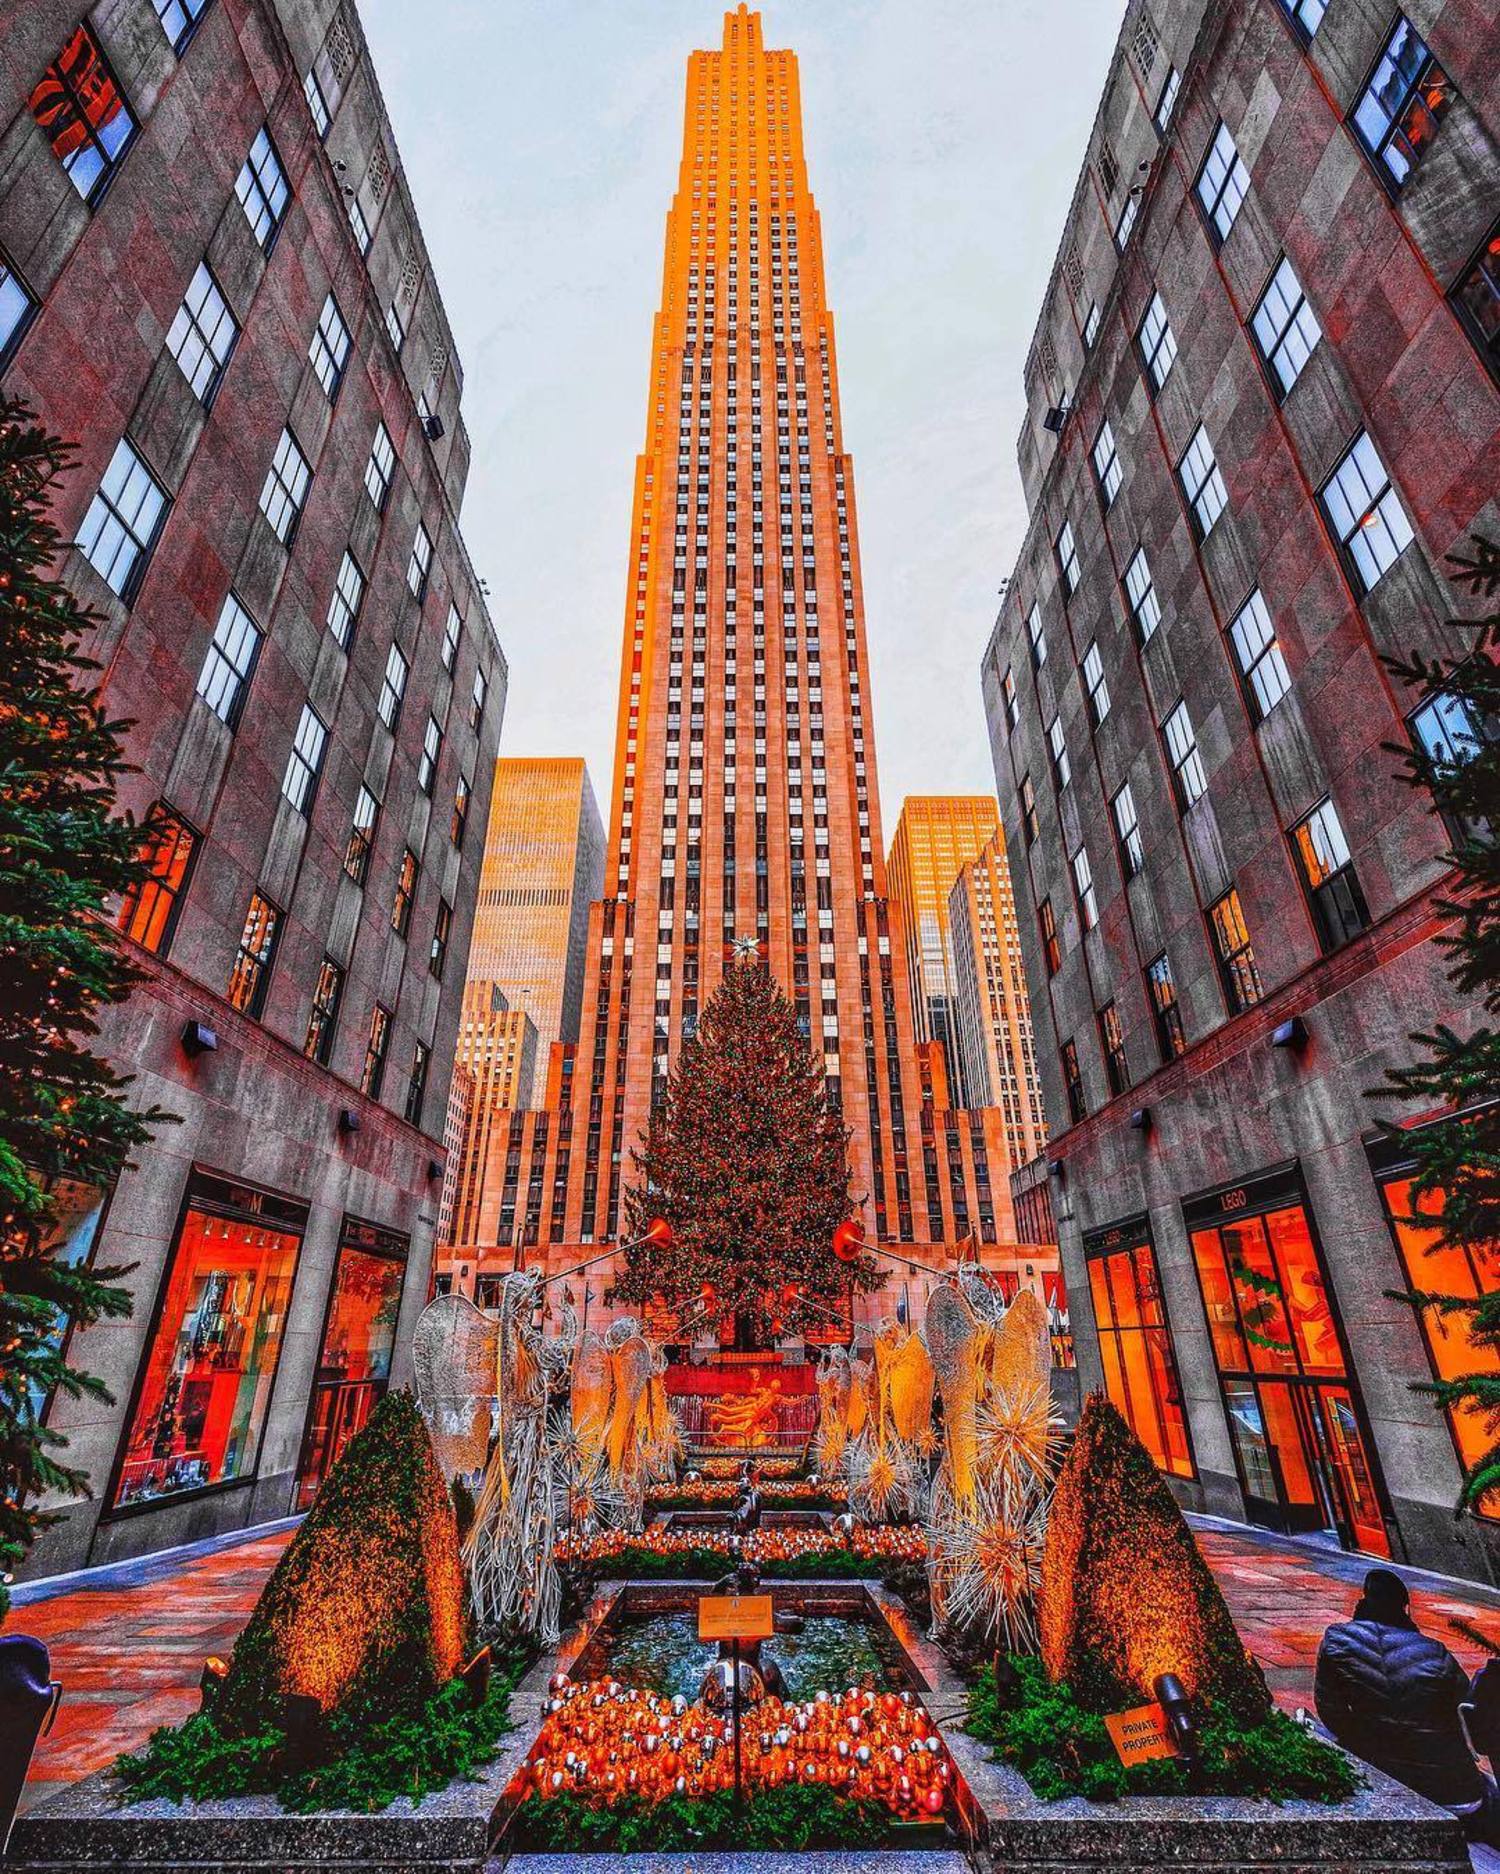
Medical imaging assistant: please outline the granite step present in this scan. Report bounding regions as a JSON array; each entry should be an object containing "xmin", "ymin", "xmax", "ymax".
[{"xmin": 492, "ymin": 1854, "xmax": 972, "ymax": 1874}]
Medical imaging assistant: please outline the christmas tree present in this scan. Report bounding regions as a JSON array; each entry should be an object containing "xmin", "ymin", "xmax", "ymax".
[
  {"xmin": 0, "ymin": 401, "xmax": 165, "ymax": 1618},
  {"xmin": 613, "ymin": 955, "xmax": 879, "ymax": 1346},
  {"xmin": 1376, "ymin": 532, "xmax": 1500, "ymax": 1517}
]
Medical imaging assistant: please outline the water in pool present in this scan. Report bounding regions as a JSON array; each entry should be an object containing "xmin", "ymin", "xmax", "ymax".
[{"xmin": 602, "ymin": 1612, "xmax": 893, "ymax": 1704}]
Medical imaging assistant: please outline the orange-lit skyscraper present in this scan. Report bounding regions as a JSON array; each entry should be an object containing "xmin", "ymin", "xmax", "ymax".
[
  {"xmin": 496, "ymin": 7, "xmax": 1049, "ymax": 1318},
  {"xmin": 886, "ymin": 797, "xmax": 1001, "ymax": 1106},
  {"xmin": 947, "ymin": 829, "xmax": 1049, "ymax": 1172}
]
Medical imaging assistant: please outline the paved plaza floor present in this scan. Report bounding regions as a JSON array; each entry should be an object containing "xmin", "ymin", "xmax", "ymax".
[{"xmin": 9, "ymin": 1512, "xmax": 1500, "ymax": 1820}]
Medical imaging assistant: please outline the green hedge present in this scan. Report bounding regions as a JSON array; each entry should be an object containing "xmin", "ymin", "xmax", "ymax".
[
  {"xmin": 966, "ymin": 1656, "xmax": 1358, "ymax": 1805},
  {"xmin": 509, "ymin": 1782, "xmax": 891, "ymax": 1851}
]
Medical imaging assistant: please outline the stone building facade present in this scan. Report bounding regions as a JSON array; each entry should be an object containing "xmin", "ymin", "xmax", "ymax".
[
  {"xmin": 981, "ymin": 0, "xmax": 1498, "ymax": 1579},
  {"xmin": 2, "ymin": 0, "xmax": 507, "ymax": 1572}
]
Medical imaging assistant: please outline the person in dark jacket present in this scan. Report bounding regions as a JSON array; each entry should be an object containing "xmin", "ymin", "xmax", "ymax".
[{"xmin": 1315, "ymin": 1567, "xmax": 1495, "ymax": 1839}]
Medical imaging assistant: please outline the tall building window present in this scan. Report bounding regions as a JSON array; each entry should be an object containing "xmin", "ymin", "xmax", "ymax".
[
  {"xmin": 1047, "ymin": 715, "xmax": 1071, "ymax": 790},
  {"xmin": 365, "ymin": 422, "xmax": 396, "ymax": 509},
  {"xmin": 0, "ymin": 250, "xmax": 38, "ymax": 370},
  {"xmin": 361, "ymin": 1003, "xmax": 392, "ymax": 1099},
  {"xmin": 302, "ymin": 67, "xmax": 331, "ymax": 140},
  {"xmin": 1019, "ymin": 774, "xmax": 1039, "ymax": 847},
  {"xmin": 77, "ymin": 438, "xmax": 168, "ymax": 600},
  {"xmin": 1146, "ymin": 952, "xmax": 1187, "ymax": 1061},
  {"xmin": 1027, "ymin": 601, "xmax": 1047, "ymax": 669},
  {"xmin": 326, "ymin": 550, "xmax": 365, "ymax": 650},
  {"xmin": 259, "ymin": 428, "xmax": 310, "ymax": 545},
  {"xmin": 281, "ymin": 704, "xmax": 327, "ymax": 815},
  {"xmin": 1039, "ymin": 897, "xmax": 1061, "ymax": 975},
  {"xmin": 391, "ymin": 848, "xmax": 417, "ymax": 936},
  {"xmin": 348, "ymin": 195, "xmax": 372, "ymax": 256},
  {"xmin": 1291, "ymin": 796, "xmax": 1370, "ymax": 951},
  {"xmin": 1178, "ymin": 425, "xmax": 1228, "ymax": 539},
  {"xmin": 385, "ymin": 300, "xmax": 407, "ymax": 354},
  {"xmin": 1002, "ymin": 667, "xmax": 1019, "ymax": 731},
  {"xmin": 1113, "ymin": 781, "xmax": 1144, "ymax": 877},
  {"xmin": 1196, "ymin": 121, "xmax": 1250, "ymax": 244},
  {"xmin": 165, "ymin": 262, "xmax": 237, "ymax": 404},
  {"xmin": 1353, "ymin": 15, "xmax": 1452, "ymax": 190},
  {"xmin": 470, "ymin": 668, "xmax": 488, "ymax": 730},
  {"xmin": 451, "ymin": 772, "xmax": 470, "ymax": 848},
  {"xmin": 1154, "ymin": 66, "xmax": 1181, "ymax": 133},
  {"xmin": 1083, "ymin": 642, "xmax": 1110, "ymax": 725},
  {"xmin": 1251, "ymin": 256, "xmax": 1321, "ymax": 397},
  {"xmin": 1092, "ymin": 420, "xmax": 1122, "ymax": 506},
  {"xmin": 1276, "ymin": 0, "xmax": 1325, "ymax": 41},
  {"xmin": 377, "ymin": 643, "xmax": 408, "ymax": 729},
  {"xmin": 1228, "ymin": 589, "xmax": 1292, "ymax": 720},
  {"xmin": 1055, "ymin": 521, "xmax": 1080, "ymax": 595},
  {"xmin": 153, "ymin": 0, "xmax": 213, "ymax": 50},
  {"xmin": 308, "ymin": 294, "xmax": 351, "ymax": 400},
  {"xmin": 1137, "ymin": 291, "xmax": 1177, "ymax": 390},
  {"xmin": 1319, "ymin": 430, "xmax": 1413, "ymax": 595},
  {"xmin": 1124, "ymin": 546, "xmax": 1161, "ymax": 641},
  {"xmin": 1061, "ymin": 1038, "xmax": 1087, "ymax": 1123},
  {"xmin": 1098, "ymin": 1002, "xmax": 1130, "ymax": 1097},
  {"xmin": 235, "ymin": 127, "xmax": 289, "ymax": 250},
  {"xmin": 1087, "ymin": 1230, "xmax": 1194, "ymax": 1477},
  {"xmin": 441, "ymin": 603, "xmax": 462, "ymax": 672},
  {"xmin": 1113, "ymin": 194, "xmax": 1139, "ymax": 252},
  {"xmin": 404, "ymin": 1040, "xmax": 431, "ymax": 1126},
  {"xmin": 1163, "ymin": 700, "xmax": 1207, "ymax": 808},
  {"xmin": 29, "ymin": 25, "xmax": 136, "ymax": 204},
  {"xmin": 1451, "ymin": 220, "xmax": 1500, "ymax": 380},
  {"xmin": 116, "ymin": 805, "xmax": 196, "ymax": 954},
  {"xmin": 407, "ymin": 521, "xmax": 433, "ymax": 600},
  {"xmin": 1376, "ymin": 1164, "xmax": 1499, "ymax": 1519},
  {"xmin": 429, "ymin": 897, "xmax": 452, "ymax": 977},
  {"xmin": 195, "ymin": 590, "xmax": 261, "ymax": 725},
  {"xmin": 1071, "ymin": 845, "xmax": 1098, "ymax": 930},
  {"xmin": 1208, "ymin": 887, "xmax": 1263, "ymax": 1013},
  {"xmin": 344, "ymin": 785, "xmax": 379, "ymax": 883},
  {"xmin": 418, "ymin": 714, "xmax": 443, "ymax": 794},
  {"xmin": 1082, "ymin": 301, "xmax": 1101, "ymax": 350},
  {"xmin": 111, "ymin": 1174, "xmax": 304, "ymax": 1509},
  {"xmin": 1410, "ymin": 689, "xmax": 1495, "ymax": 843},
  {"xmin": 227, "ymin": 891, "xmax": 280, "ymax": 1018},
  {"xmin": 304, "ymin": 957, "xmax": 344, "ymax": 1065}
]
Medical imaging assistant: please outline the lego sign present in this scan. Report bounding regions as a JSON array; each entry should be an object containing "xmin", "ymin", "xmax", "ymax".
[{"xmin": 1104, "ymin": 1702, "xmax": 1178, "ymax": 1767}]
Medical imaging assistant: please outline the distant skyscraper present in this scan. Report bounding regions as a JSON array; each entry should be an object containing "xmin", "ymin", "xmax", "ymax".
[
  {"xmin": 947, "ymin": 829, "xmax": 1049, "ymax": 1170},
  {"xmin": 887, "ymin": 797, "xmax": 1000, "ymax": 1105},
  {"xmin": 439, "ymin": 760, "xmax": 602, "ymax": 1277},
  {"xmin": 492, "ymin": 7, "xmax": 1035, "ymax": 1322}
]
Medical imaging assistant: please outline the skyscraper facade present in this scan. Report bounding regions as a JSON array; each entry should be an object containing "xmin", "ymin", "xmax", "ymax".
[
  {"xmin": 2, "ymin": 0, "xmax": 506, "ymax": 1573},
  {"xmin": 947, "ymin": 829, "xmax": 1049, "ymax": 1171},
  {"xmin": 981, "ymin": 0, "xmax": 1498, "ymax": 1579},
  {"xmin": 886, "ymin": 796, "xmax": 1001, "ymax": 1106},
  {"xmin": 494, "ymin": 6, "xmax": 1036, "ymax": 1322},
  {"xmin": 439, "ymin": 758, "xmax": 602, "ymax": 1279}
]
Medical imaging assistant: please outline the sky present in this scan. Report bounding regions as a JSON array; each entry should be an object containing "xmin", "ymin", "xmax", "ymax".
[{"xmin": 358, "ymin": 0, "xmax": 1123, "ymax": 825}]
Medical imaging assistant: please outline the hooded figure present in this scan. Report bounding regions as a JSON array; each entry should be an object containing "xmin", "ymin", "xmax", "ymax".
[{"xmin": 1315, "ymin": 1568, "xmax": 1488, "ymax": 1815}]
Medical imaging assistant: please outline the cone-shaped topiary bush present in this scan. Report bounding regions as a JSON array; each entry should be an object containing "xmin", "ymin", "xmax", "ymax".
[
  {"xmin": 1039, "ymin": 1394, "xmax": 1270, "ymax": 1723},
  {"xmin": 217, "ymin": 1390, "xmax": 467, "ymax": 1735}
]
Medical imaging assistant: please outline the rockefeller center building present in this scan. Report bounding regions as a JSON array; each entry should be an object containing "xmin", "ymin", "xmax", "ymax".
[
  {"xmin": 1, "ymin": 0, "xmax": 507, "ymax": 1572},
  {"xmin": 982, "ymin": 0, "xmax": 1499, "ymax": 1578}
]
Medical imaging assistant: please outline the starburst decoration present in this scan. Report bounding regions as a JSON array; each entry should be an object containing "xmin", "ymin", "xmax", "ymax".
[
  {"xmin": 927, "ymin": 1465, "xmax": 1048, "ymax": 1652},
  {"xmin": 976, "ymin": 1378, "xmax": 1062, "ymax": 1492}
]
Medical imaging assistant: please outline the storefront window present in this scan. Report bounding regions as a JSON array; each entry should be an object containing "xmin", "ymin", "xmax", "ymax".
[
  {"xmin": 1086, "ymin": 1225, "xmax": 1193, "ymax": 1478},
  {"xmin": 1379, "ymin": 1171, "xmax": 1499, "ymax": 1520},
  {"xmin": 1186, "ymin": 1178, "xmax": 1389, "ymax": 1555},
  {"xmin": 295, "ymin": 1220, "xmax": 407, "ymax": 1508},
  {"xmin": 113, "ymin": 1181, "xmax": 303, "ymax": 1509}
]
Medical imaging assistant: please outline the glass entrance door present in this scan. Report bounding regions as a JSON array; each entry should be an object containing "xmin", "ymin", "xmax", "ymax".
[
  {"xmin": 1189, "ymin": 1196, "xmax": 1390, "ymax": 1556},
  {"xmin": 295, "ymin": 1237, "xmax": 406, "ymax": 1509}
]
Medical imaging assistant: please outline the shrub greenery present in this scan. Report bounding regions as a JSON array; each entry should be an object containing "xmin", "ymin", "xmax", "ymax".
[
  {"xmin": 572, "ymin": 1543, "xmax": 891, "ymax": 1582},
  {"xmin": 967, "ymin": 1655, "xmax": 1358, "ymax": 1805},
  {"xmin": 510, "ymin": 1782, "xmax": 891, "ymax": 1851}
]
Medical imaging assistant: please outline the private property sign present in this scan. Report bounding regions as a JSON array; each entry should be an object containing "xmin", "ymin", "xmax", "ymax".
[{"xmin": 1104, "ymin": 1702, "xmax": 1179, "ymax": 1767}]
